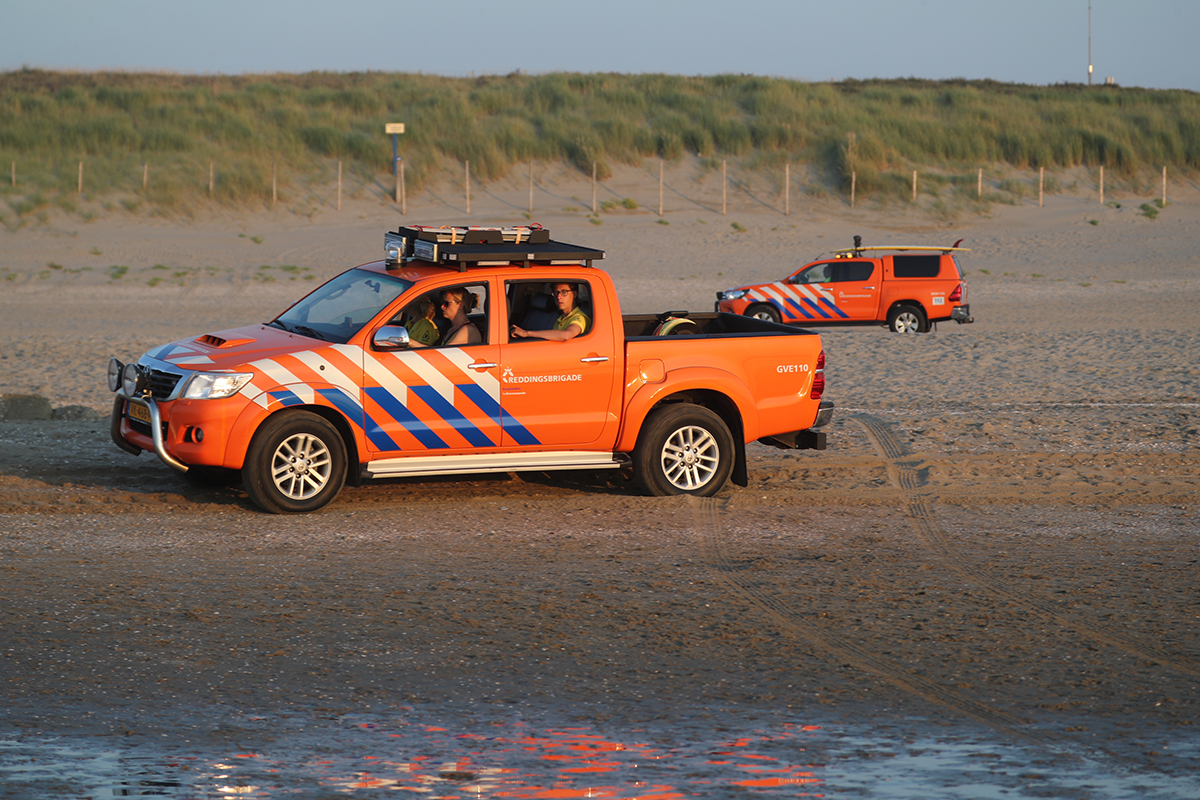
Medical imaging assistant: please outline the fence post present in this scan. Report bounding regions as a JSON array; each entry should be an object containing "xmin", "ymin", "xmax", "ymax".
[
  {"xmin": 78, "ymin": 161, "xmax": 83, "ymax": 195},
  {"xmin": 851, "ymin": 171, "xmax": 856, "ymax": 208},
  {"xmin": 209, "ymin": 161, "xmax": 214, "ymax": 195},
  {"xmin": 143, "ymin": 163, "xmax": 148, "ymax": 192},
  {"xmin": 658, "ymin": 159, "xmax": 663, "ymax": 217},
  {"xmin": 977, "ymin": 167, "xmax": 982, "ymax": 198},
  {"xmin": 465, "ymin": 160, "xmax": 470, "ymax": 215},
  {"xmin": 1162, "ymin": 165, "xmax": 1167, "ymax": 205},
  {"xmin": 1039, "ymin": 166, "xmax": 1044, "ymax": 208},
  {"xmin": 911, "ymin": 170, "xmax": 917, "ymax": 202},
  {"xmin": 337, "ymin": 160, "xmax": 342, "ymax": 212},
  {"xmin": 784, "ymin": 162, "xmax": 789, "ymax": 216},
  {"xmin": 1099, "ymin": 165, "xmax": 1104, "ymax": 205},
  {"xmin": 722, "ymin": 160, "xmax": 727, "ymax": 216},
  {"xmin": 591, "ymin": 162, "xmax": 597, "ymax": 214}
]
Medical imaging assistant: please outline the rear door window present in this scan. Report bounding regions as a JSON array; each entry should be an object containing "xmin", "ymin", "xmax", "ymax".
[{"xmin": 892, "ymin": 255, "xmax": 942, "ymax": 278}]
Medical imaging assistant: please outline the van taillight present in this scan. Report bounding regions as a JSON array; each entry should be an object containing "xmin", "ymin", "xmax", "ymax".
[
  {"xmin": 811, "ymin": 349, "xmax": 825, "ymax": 400},
  {"xmin": 949, "ymin": 283, "xmax": 963, "ymax": 302}
]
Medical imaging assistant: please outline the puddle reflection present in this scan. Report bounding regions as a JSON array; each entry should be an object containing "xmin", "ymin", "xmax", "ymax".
[
  {"xmin": 0, "ymin": 719, "xmax": 824, "ymax": 798},
  {"xmin": 3, "ymin": 713, "xmax": 1197, "ymax": 798}
]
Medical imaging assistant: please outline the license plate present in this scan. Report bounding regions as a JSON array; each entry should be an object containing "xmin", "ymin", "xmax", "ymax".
[{"xmin": 127, "ymin": 402, "xmax": 152, "ymax": 423}]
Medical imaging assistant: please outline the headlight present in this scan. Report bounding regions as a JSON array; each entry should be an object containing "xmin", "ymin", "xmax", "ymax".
[
  {"xmin": 122, "ymin": 363, "xmax": 148, "ymax": 397},
  {"xmin": 181, "ymin": 372, "xmax": 254, "ymax": 400},
  {"xmin": 107, "ymin": 358, "xmax": 124, "ymax": 393},
  {"xmin": 719, "ymin": 289, "xmax": 748, "ymax": 301}
]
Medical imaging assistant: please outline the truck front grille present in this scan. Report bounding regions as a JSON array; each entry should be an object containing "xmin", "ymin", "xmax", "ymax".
[{"xmin": 146, "ymin": 368, "xmax": 184, "ymax": 400}]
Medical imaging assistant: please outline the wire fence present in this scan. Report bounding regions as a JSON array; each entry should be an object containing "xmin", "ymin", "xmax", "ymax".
[{"xmin": 4, "ymin": 157, "xmax": 1176, "ymax": 220}]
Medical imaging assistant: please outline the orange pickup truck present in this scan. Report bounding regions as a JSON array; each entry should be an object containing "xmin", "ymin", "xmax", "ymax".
[
  {"xmin": 716, "ymin": 236, "xmax": 974, "ymax": 333},
  {"xmin": 108, "ymin": 225, "xmax": 833, "ymax": 513}
]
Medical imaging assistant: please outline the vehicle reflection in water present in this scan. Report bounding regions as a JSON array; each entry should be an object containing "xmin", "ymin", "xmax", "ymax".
[
  {"xmin": 6, "ymin": 714, "xmax": 1197, "ymax": 798},
  {"xmin": 0, "ymin": 719, "xmax": 824, "ymax": 798}
]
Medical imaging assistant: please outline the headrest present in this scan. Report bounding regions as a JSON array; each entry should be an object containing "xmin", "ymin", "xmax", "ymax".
[{"xmin": 530, "ymin": 292, "xmax": 555, "ymax": 311}]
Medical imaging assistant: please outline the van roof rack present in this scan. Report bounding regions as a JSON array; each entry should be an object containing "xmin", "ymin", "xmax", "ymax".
[{"xmin": 384, "ymin": 224, "xmax": 605, "ymax": 271}]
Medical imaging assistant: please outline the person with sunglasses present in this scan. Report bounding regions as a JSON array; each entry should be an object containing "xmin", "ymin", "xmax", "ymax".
[
  {"xmin": 510, "ymin": 283, "xmax": 590, "ymax": 342},
  {"xmin": 410, "ymin": 287, "xmax": 482, "ymax": 347}
]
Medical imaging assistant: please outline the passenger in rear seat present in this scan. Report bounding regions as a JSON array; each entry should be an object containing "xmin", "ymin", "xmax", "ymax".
[{"xmin": 510, "ymin": 283, "xmax": 590, "ymax": 342}]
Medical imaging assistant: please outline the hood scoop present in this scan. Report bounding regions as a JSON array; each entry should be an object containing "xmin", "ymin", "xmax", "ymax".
[{"xmin": 196, "ymin": 333, "xmax": 257, "ymax": 349}]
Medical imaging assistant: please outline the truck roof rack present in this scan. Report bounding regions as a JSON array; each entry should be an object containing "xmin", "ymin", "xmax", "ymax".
[
  {"xmin": 384, "ymin": 224, "xmax": 605, "ymax": 272},
  {"xmin": 831, "ymin": 235, "xmax": 969, "ymax": 258}
]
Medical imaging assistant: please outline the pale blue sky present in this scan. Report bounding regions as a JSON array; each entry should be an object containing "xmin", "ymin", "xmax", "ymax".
[{"xmin": 5, "ymin": 0, "xmax": 1198, "ymax": 91}]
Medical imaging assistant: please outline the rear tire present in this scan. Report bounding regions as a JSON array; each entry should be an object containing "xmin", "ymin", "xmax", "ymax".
[
  {"xmin": 746, "ymin": 304, "xmax": 781, "ymax": 324},
  {"xmin": 634, "ymin": 404, "xmax": 734, "ymax": 497},
  {"xmin": 244, "ymin": 411, "xmax": 347, "ymax": 513},
  {"xmin": 888, "ymin": 304, "xmax": 926, "ymax": 333}
]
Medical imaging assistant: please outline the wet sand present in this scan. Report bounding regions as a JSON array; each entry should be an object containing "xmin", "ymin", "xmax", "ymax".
[{"xmin": 1, "ymin": 165, "xmax": 1198, "ymax": 796}]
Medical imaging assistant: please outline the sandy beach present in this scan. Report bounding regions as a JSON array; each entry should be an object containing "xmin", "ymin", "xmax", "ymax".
[{"xmin": 2, "ymin": 164, "xmax": 1198, "ymax": 796}]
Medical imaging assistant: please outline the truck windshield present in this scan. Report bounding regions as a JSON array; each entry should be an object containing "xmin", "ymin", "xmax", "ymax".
[{"xmin": 270, "ymin": 269, "xmax": 413, "ymax": 344}]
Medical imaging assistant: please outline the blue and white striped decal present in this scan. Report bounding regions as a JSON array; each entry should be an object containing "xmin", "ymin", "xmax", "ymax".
[{"xmin": 750, "ymin": 281, "xmax": 849, "ymax": 321}]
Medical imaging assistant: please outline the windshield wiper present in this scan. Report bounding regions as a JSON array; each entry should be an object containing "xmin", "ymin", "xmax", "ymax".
[{"xmin": 294, "ymin": 325, "xmax": 328, "ymax": 341}]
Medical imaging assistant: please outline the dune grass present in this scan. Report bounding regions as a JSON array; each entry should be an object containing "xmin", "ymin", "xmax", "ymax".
[{"xmin": 1, "ymin": 69, "xmax": 1197, "ymax": 217}]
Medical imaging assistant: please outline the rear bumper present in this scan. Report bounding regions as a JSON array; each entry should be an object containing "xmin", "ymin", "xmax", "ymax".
[
  {"xmin": 757, "ymin": 400, "xmax": 835, "ymax": 451},
  {"xmin": 952, "ymin": 304, "xmax": 974, "ymax": 323}
]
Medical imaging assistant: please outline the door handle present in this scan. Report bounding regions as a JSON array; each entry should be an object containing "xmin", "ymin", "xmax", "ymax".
[
  {"xmin": 580, "ymin": 356, "xmax": 609, "ymax": 363},
  {"xmin": 468, "ymin": 362, "xmax": 498, "ymax": 370},
  {"xmin": 862, "ymin": 286, "xmax": 875, "ymax": 290}
]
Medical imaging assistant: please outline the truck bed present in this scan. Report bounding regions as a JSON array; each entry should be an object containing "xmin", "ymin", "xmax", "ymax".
[{"xmin": 622, "ymin": 311, "xmax": 815, "ymax": 339}]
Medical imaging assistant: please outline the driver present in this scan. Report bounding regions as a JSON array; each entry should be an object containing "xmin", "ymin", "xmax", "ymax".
[{"xmin": 411, "ymin": 287, "xmax": 482, "ymax": 347}]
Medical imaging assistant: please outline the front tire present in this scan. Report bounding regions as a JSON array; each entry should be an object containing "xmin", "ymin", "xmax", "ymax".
[
  {"xmin": 746, "ymin": 304, "xmax": 781, "ymax": 324},
  {"xmin": 888, "ymin": 304, "xmax": 926, "ymax": 333},
  {"xmin": 634, "ymin": 404, "xmax": 735, "ymax": 497},
  {"xmin": 244, "ymin": 411, "xmax": 347, "ymax": 513}
]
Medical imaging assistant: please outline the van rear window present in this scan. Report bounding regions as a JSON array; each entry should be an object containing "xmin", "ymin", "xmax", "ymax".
[{"xmin": 892, "ymin": 255, "xmax": 941, "ymax": 278}]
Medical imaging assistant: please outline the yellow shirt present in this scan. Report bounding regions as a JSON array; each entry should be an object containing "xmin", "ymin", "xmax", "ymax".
[
  {"xmin": 555, "ymin": 306, "xmax": 590, "ymax": 335},
  {"xmin": 407, "ymin": 317, "xmax": 440, "ymax": 346}
]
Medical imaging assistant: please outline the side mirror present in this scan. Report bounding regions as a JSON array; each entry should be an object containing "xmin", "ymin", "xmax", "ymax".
[{"xmin": 373, "ymin": 325, "xmax": 410, "ymax": 350}]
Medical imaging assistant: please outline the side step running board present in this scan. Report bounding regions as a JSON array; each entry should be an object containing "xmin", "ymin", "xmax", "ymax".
[{"xmin": 363, "ymin": 450, "xmax": 628, "ymax": 480}]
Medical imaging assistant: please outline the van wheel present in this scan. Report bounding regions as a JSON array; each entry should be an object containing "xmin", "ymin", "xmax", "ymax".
[
  {"xmin": 889, "ymin": 304, "xmax": 926, "ymax": 333},
  {"xmin": 634, "ymin": 404, "xmax": 734, "ymax": 497},
  {"xmin": 244, "ymin": 411, "xmax": 346, "ymax": 513},
  {"xmin": 746, "ymin": 304, "xmax": 781, "ymax": 324}
]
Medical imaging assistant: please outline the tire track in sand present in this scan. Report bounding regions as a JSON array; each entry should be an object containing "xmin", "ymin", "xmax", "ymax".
[
  {"xmin": 690, "ymin": 495, "xmax": 1049, "ymax": 744},
  {"xmin": 852, "ymin": 412, "xmax": 1200, "ymax": 680}
]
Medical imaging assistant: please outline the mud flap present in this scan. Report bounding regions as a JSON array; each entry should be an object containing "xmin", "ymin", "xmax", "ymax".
[{"xmin": 732, "ymin": 438, "xmax": 748, "ymax": 487}]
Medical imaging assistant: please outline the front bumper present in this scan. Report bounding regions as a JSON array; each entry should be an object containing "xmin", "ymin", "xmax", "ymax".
[
  {"xmin": 952, "ymin": 304, "xmax": 974, "ymax": 323},
  {"xmin": 110, "ymin": 392, "xmax": 190, "ymax": 473}
]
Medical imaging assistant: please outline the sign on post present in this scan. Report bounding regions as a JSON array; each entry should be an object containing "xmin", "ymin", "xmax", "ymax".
[{"xmin": 386, "ymin": 123, "xmax": 406, "ymax": 207}]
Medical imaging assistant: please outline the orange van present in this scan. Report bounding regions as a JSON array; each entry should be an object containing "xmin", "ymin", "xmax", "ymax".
[{"xmin": 716, "ymin": 237, "xmax": 974, "ymax": 333}]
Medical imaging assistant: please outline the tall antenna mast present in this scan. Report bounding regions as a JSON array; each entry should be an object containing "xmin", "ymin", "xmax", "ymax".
[{"xmin": 1088, "ymin": 1, "xmax": 1093, "ymax": 86}]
